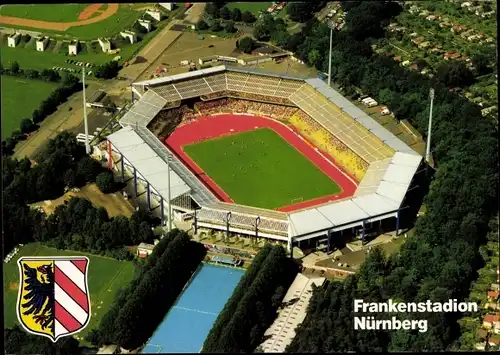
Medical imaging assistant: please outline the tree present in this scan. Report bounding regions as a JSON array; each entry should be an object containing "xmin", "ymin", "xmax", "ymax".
[
  {"xmin": 63, "ymin": 169, "xmax": 77, "ymax": 188},
  {"xmin": 11, "ymin": 61, "xmax": 20, "ymax": 74},
  {"xmin": 237, "ymin": 36, "xmax": 254, "ymax": 54},
  {"xmin": 96, "ymin": 171, "xmax": 115, "ymax": 193},
  {"xmin": 436, "ymin": 61, "xmax": 474, "ymax": 88},
  {"xmin": 241, "ymin": 10, "xmax": 256, "ymax": 23},
  {"xmin": 219, "ymin": 6, "xmax": 231, "ymax": 20},
  {"xmin": 40, "ymin": 69, "xmax": 60, "ymax": 82},
  {"xmin": 94, "ymin": 61, "xmax": 121, "ymax": 79},
  {"xmin": 287, "ymin": 2, "xmax": 316, "ymax": 23},
  {"xmin": 205, "ymin": 2, "xmax": 220, "ymax": 18},
  {"xmin": 231, "ymin": 8, "xmax": 242, "ymax": 22},
  {"xmin": 210, "ymin": 21, "xmax": 222, "ymax": 32},
  {"xmin": 253, "ymin": 25, "xmax": 268, "ymax": 41},
  {"xmin": 197, "ymin": 19, "xmax": 209, "ymax": 30},
  {"xmin": 20, "ymin": 119, "xmax": 35, "ymax": 134},
  {"xmin": 25, "ymin": 69, "xmax": 40, "ymax": 79},
  {"xmin": 225, "ymin": 20, "xmax": 236, "ymax": 33}
]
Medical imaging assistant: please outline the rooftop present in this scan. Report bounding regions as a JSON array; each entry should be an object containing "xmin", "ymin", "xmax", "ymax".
[{"xmin": 260, "ymin": 274, "xmax": 325, "ymax": 352}]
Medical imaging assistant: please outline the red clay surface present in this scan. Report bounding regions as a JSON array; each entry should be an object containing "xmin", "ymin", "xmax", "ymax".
[{"xmin": 165, "ymin": 114, "xmax": 358, "ymax": 212}]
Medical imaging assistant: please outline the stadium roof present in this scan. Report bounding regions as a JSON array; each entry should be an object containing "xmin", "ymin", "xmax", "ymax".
[
  {"xmin": 107, "ymin": 126, "xmax": 191, "ymax": 201},
  {"xmin": 114, "ymin": 66, "xmax": 422, "ymax": 241},
  {"xmin": 260, "ymin": 274, "xmax": 325, "ymax": 352},
  {"xmin": 119, "ymin": 90, "xmax": 167, "ymax": 127}
]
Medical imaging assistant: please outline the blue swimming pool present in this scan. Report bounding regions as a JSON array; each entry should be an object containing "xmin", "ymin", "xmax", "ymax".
[{"xmin": 141, "ymin": 263, "xmax": 245, "ymax": 353}]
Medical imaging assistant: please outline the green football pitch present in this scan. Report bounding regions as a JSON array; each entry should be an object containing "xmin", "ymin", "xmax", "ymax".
[
  {"xmin": 3, "ymin": 243, "xmax": 135, "ymax": 342},
  {"xmin": 183, "ymin": 128, "xmax": 341, "ymax": 210}
]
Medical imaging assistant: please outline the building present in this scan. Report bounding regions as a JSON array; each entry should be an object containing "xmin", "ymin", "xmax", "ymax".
[
  {"xmin": 120, "ymin": 30, "xmax": 137, "ymax": 44},
  {"xmin": 252, "ymin": 46, "xmax": 276, "ymax": 56},
  {"xmin": 159, "ymin": 3, "xmax": 175, "ymax": 11},
  {"xmin": 260, "ymin": 274, "xmax": 326, "ymax": 352},
  {"xmin": 68, "ymin": 40, "xmax": 79, "ymax": 55},
  {"xmin": 36, "ymin": 36, "xmax": 49, "ymax": 52},
  {"xmin": 7, "ymin": 33, "xmax": 21, "ymax": 48},
  {"xmin": 138, "ymin": 19, "xmax": 152, "ymax": 32},
  {"xmin": 488, "ymin": 290, "xmax": 500, "ymax": 300},
  {"xmin": 137, "ymin": 242, "xmax": 155, "ymax": 258},
  {"xmin": 86, "ymin": 90, "xmax": 107, "ymax": 108},
  {"xmin": 98, "ymin": 38, "xmax": 111, "ymax": 53},
  {"xmin": 483, "ymin": 314, "xmax": 499, "ymax": 329},
  {"xmin": 146, "ymin": 9, "xmax": 162, "ymax": 21},
  {"xmin": 106, "ymin": 66, "xmax": 421, "ymax": 253}
]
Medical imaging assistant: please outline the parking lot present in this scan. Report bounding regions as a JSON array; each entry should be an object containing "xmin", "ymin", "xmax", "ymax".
[{"xmin": 51, "ymin": 58, "xmax": 96, "ymax": 76}]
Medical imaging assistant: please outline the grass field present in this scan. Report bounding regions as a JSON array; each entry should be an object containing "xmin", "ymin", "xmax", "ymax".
[
  {"xmin": 0, "ymin": 27, "xmax": 164, "ymax": 72},
  {"xmin": 183, "ymin": 128, "xmax": 341, "ymax": 209},
  {"xmin": 0, "ymin": 4, "xmax": 90, "ymax": 22},
  {"xmin": 0, "ymin": 5, "xmax": 143, "ymax": 40},
  {"xmin": 1, "ymin": 75, "xmax": 58, "ymax": 139},
  {"xmin": 226, "ymin": 2, "xmax": 272, "ymax": 15},
  {"xmin": 3, "ymin": 243, "xmax": 136, "ymax": 342}
]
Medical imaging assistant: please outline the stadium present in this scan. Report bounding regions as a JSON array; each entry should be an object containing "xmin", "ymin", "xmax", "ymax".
[{"xmin": 105, "ymin": 65, "xmax": 422, "ymax": 253}]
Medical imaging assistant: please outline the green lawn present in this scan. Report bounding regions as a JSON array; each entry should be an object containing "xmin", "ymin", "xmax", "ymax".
[
  {"xmin": 1, "ymin": 75, "xmax": 58, "ymax": 139},
  {"xmin": 0, "ymin": 4, "xmax": 90, "ymax": 22},
  {"xmin": 0, "ymin": 5, "xmax": 143, "ymax": 40},
  {"xmin": 183, "ymin": 128, "xmax": 341, "ymax": 209},
  {"xmin": 0, "ymin": 26, "xmax": 165, "ymax": 72},
  {"xmin": 3, "ymin": 243, "xmax": 135, "ymax": 342},
  {"xmin": 226, "ymin": 2, "xmax": 272, "ymax": 15}
]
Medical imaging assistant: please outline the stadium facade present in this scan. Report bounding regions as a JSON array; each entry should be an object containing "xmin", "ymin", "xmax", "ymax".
[{"xmin": 106, "ymin": 65, "xmax": 422, "ymax": 253}]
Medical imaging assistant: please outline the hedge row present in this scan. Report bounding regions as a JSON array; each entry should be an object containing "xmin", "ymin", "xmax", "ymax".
[{"xmin": 91, "ymin": 229, "xmax": 206, "ymax": 350}]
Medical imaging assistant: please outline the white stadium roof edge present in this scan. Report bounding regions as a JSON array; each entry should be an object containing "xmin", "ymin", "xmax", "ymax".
[{"xmin": 109, "ymin": 65, "xmax": 422, "ymax": 242}]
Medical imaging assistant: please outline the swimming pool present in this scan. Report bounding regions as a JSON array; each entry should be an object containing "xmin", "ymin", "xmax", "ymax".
[{"xmin": 141, "ymin": 263, "xmax": 245, "ymax": 353}]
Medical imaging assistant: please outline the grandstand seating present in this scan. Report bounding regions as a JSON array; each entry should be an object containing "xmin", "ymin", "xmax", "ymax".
[
  {"xmin": 289, "ymin": 85, "xmax": 394, "ymax": 164},
  {"xmin": 148, "ymin": 72, "xmax": 303, "ymax": 103},
  {"xmin": 195, "ymin": 98, "xmax": 299, "ymax": 120},
  {"xmin": 147, "ymin": 105, "xmax": 196, "ymax": 136},
  {"xmin": 289, "ymin": 112, "xmax": 368, "ymax": 180}
]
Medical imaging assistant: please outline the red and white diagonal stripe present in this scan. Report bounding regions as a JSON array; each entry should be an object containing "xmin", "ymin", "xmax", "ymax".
[{"xmin": 54, "ymin": 259, "xmax": 89, "ymax": 338}]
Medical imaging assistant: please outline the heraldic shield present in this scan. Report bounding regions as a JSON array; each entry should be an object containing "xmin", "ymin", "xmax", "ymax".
[{"xmin": 16, "ymin": 256, "xmax": 91, "ymax": 342}]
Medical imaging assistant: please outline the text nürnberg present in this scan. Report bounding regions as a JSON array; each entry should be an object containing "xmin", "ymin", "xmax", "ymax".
[{"xmin": 353, "ymin": 299, "xmax": 478, "ymax": 333}]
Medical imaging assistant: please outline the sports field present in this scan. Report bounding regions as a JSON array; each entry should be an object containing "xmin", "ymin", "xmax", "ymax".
[
  {"xmin": 183, "ymin": 128, "xmax": 341, "ymax": 210},
  {"xmin": 142, "ymin": 263, "xmax": 244, "ymax": 353},
  {"xmin": 1, "ymin": 75, "xmax": 58, "ymax": 139},
  {"xmin": 0, "ymin": 4, "xmax": 91, "ymax": 22},
  {"xmin": 3, "ymin": 243, "xmax": 135, "ymax": 341},
  {"xmin": 0, "ymin": 4, "xmax": 143, "ymax": 39}
]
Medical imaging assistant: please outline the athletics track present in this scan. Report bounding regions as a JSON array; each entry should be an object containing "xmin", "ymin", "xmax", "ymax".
[{"xmin": 165, "ymin": 114, "xmax": 358, "ymax": 212}]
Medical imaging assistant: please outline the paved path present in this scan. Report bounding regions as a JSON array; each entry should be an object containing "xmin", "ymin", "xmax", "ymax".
[{"xmin": 118, "ymin": 20, "xmax": 184, "ymax": 82}]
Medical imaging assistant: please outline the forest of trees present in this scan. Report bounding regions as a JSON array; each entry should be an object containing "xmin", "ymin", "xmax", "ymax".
[
  {"xmin": 279, "ymin": 2, "xmax": 498, "ymax": 352},
  {"xmin": 202, "ymin": 244, "xmax": 298, "ymax": 352},
  {"xmin": 87, "ymin": 229, "xmax": 206, "ymax": 350},
  {"xmin": 5, "ymin": 325, "xmax": 82, "ymax": 355},
  {"xmin": 2, "ymin": 131, "xmax": 156, "ymax": 259}
]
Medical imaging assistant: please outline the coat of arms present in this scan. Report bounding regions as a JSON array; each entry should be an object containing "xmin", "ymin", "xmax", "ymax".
[{"xmin": 16, "ymin": 256, "xmax": 91, "ymax": 342}]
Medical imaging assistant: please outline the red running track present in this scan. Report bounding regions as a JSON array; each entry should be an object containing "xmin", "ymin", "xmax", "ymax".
[{"xmin": 165, "ymin": 114, "xmax": 358, "ymax": 212}]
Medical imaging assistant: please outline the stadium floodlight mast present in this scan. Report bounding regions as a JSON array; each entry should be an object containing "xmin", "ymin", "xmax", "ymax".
[
  {"xmin": 327, "ymin": 21, "xmax": 335, "ymax": 87},
  {"xmin": 166, "ymin": 154, "xmax": 172, "ymax": 232},
  {"xmin": 425, "ymin": 88, "xmax": 435, "ymax": 164},
  {"xmin": 82, "ymin": 68, "xmax": 90, "ymax": 154}
]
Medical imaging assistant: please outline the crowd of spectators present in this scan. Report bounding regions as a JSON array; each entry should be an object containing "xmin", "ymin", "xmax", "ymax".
[
  {"xmin": 149, "ymin": 105, "xmax": 196, "ymax": 137},
  {"xmin": 290, "ymin": 111, "xmax": 369, "ymax": 179},
  {"xmin": 195, "ymin": 98, "xmax": 298, "ymax": 120}
]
